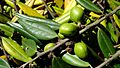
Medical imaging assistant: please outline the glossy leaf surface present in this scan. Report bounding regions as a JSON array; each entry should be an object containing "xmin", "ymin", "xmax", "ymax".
[
  {"xmin": 8, "ymin": 22, "xmax": 41, "ymax": 44},
  {"xmin": 62, "ymin": 52, "xmax": 90, "ymax": 67},
  {"xmin": 18, "ymin": 19, "xmax": 58, "ymax": 40},
  {"xmin": 76, "ymin": 0, "xmax": 102, "ymax": 13},
  {"xmin": 15, "ymin": 13, "xmax": 60, "ymax": 30},
  {"xmin": 97, "ymin": 28, "xmax": 115, "ymax": 58}
]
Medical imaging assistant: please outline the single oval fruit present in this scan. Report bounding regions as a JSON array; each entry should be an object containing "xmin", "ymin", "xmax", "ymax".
[
  {"xmin": 59, "ymin": 23, "xmax": 78, "ymax": 36},
  {"xmin": 74, "ymin": 42, "xmax": 87, "ymax": 58},
  {"xmin": 44, "ymin": 43, "xmax": 55, "ymax": 51},
  {"xmin": 70, "ymin": 6, "xmax": 84, "ymax": 22}
]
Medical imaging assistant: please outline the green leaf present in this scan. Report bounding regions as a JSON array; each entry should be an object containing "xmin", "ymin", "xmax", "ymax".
[
  {"xmin": 113, "ymin": 14, "xmax": 120, "ymax": 29},
  {"xmin": 2, "ymin": 37, "xmax": 32, "ymax": 62},
  {"xmin": 97, "ymin": 28, "xmax": 115, "ymax": 58},
  {"xmin": 8, "ymin": 22, "xmax": 41, "ymax": 44},
  {"xmin": 106, "ymin": 22, "xmax": 118, "ymax": 43},
  {"xmin": 114, "ymin": 64, "xmax": 120, "ymax": 68},
  {"xmin": 0, "ymin": 24, "xmax": 14, "ymax": 37},
  {"xmin": 62, "ymin": 52, "xmax": 91, "ymax": 67},
  {"xmin": 54, "ymin": 0, "xmax": 63, "ymax": 8},
  {"xmin": 0, "ymin": 13, "xmax": 10, "ymax": 23},
  {"xmin": 107, "ymin": 0, "xmax": 120, "ymax": 10},
  {"xmin": 107, "ymin": 0, "xmax": 120, "ymax": 15},
  {"xmin": 52, "ymin": 6, "xmax": 64, "ymax": 15},
  {"xmin": 0, "ymin": 58, "xmax": 11, "ymax": 68},
  {"xmin": 15, "ymin": 13, "xmax": 60, "ymax": 30},
  {"xmin": 76, "ymin": 0, "xmax": 102, "ymax": 13},
  {"xmin": 52, "ymin": 57, "xmax": 71, "ymax": 68},
  {"xmin": 22, "ymin": 37, "xmax": 37, "ymax": 57},
  {"xmin": 18, "ymin": 19, "xmax": 58, "ymax": 40}
]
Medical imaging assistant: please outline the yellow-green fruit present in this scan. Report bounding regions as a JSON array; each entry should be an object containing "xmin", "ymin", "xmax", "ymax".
[
  {"xmin": 74, "ymin": 42, "xmax": 87, "ymax": 58},
  {"xmin": 59, "ymin": 23, "xmax": 78, "ymax": 36},
  {"xmin": 44, "ymin": 43, "xmax": 55, "ymax": 51},
  {"xmin": 70, "ymin": 6, "xmax": 84, "ymax": 22}
]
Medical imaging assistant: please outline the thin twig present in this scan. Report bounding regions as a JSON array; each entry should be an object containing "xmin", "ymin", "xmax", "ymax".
[
  {"xmin": 97, "ymin": 2, "xmax": 104, "ymax": 10},
  {"xmin": 95, "ymin": 50, "xmax": 120, "ymax": 68},
  {"xmin": 79, "ymin": 6, "xmax": 120, "ymax": 34},
  {"xmin": 0, "ymin": 46, "xmax": 3, "ymax": 50},
  {"xmin": 42, "ymin": 0, "xmax": 55, "ymax": 18},
  {"xmin": 92, "ymin": 0, "xmax": 97, "ymax": 3},
  {"xmin": 20, "ymin": 38, "xmax": 69, "ymax": 68},
  {"xmin": 12, "ymin": 0, "xmax": 18, "ymax": 12},
  {"xmin": 114, "ymin": 44, "xmax": 120, "ymax": 48}
]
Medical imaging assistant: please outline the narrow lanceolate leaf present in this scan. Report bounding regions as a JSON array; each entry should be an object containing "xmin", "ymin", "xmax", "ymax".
[
  {"xmin": 62, "ymin": 52, "xmax": 91, "ymax": 67},
  {"xmin": 17, "ymin": 2, "xmax": 45, "ymax": 19},
  {"xmin": 52, "ymin": 57, "xmax": 71, "ymax": 68},
  {"xmin": 113, "ymin": 14, "xmax": 120, "ymax": 29},
  {"xmin": 7, "ymin": 22, "xmax": 41, "ymax": 44},
  {"xmin": 18, "ymin": 19, "xmax": 58, "ymax": 40},
  {"xmin": 0, "ymin": 58, "xmax": 10, "ymax": 68},
  {"xmin": 0, "ymin": 24, "xmax": 14, "ymax": 37},
  {"xmin": 76, "ymin": 0, "xmax": 102, "ymax": 13},
  {"xmin": 2, "ymin": 37, "xmax": 32, "ymax": 62},
  {"xmin": 22, "ymin": 37, "xmax": 37, "ymax": 57},
  {"xmin": 15, "ymin": 13, "xmax": 60, "ymax": 30},
  {"xmin": 97, "ymin": 28, "xmax": 115, "ymax": 58}
]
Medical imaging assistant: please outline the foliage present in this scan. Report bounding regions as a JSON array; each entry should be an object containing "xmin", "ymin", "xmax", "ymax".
[{"xmin": 0, "ymin": 0, "xmax": 120, "ymax": 68}]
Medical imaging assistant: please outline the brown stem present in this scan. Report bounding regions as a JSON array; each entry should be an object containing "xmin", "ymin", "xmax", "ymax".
[
  {"xmin": 20, "ymin": 38, "xmax": 69, "ymax": 68},
  {"xmin": 42, "ymin": 0, "xmax": 55, "ymax": 18},
  {"xmin": 95, "ymin": 50, "xmax": 120, "ymax": 68},
  {"xmin": 79, "ymin": 6, "xmax": 120, "ymax": 34},
  {"xmin": 12, "ymin": 0, "xmax": 18, "ymax": 12}
]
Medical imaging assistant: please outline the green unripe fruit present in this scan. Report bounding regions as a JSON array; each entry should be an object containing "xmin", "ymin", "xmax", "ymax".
[
  {"xmin": 44, "ymin": 43, "xmax": 55, "ymax": 51},
  {"xmin": 59, "ymin": 23, "xmax": 78, "ymax": 36},
  {"xmin": 70, "ymin": 6, "xmax": 84, "ymax": 22},
  {"xmin": 74, "ymin": 42, "xmax": 87, "ymax": 58}
]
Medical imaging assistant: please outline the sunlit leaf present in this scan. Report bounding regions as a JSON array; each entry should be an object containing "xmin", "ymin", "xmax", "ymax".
[
  {"xmin": 2, "ymin": 37, "xmax": 32, "ymax": 62},
  {"xmin": 54, "ymin": 0, "xmax": 63, "ymax": 8},
  {"xmin": 113, "ymin": 14, "xmax": 120, "ymax": 28},
  {"xmin": 63, "ymin": 0, "xmax": 76, "ymax": 14},
  {"xmin": 17, "ymin": 2, "xmax": 45, "ymax": 18}
]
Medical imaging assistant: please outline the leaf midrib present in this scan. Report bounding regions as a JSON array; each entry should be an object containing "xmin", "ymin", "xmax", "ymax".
[
  {"xmin": 4, "ymin": 38, "xmax": 28, "ymax": 60},
  {"xmin": 100, "ymin": 30, "xmax": 114, "ymax": 54}
]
